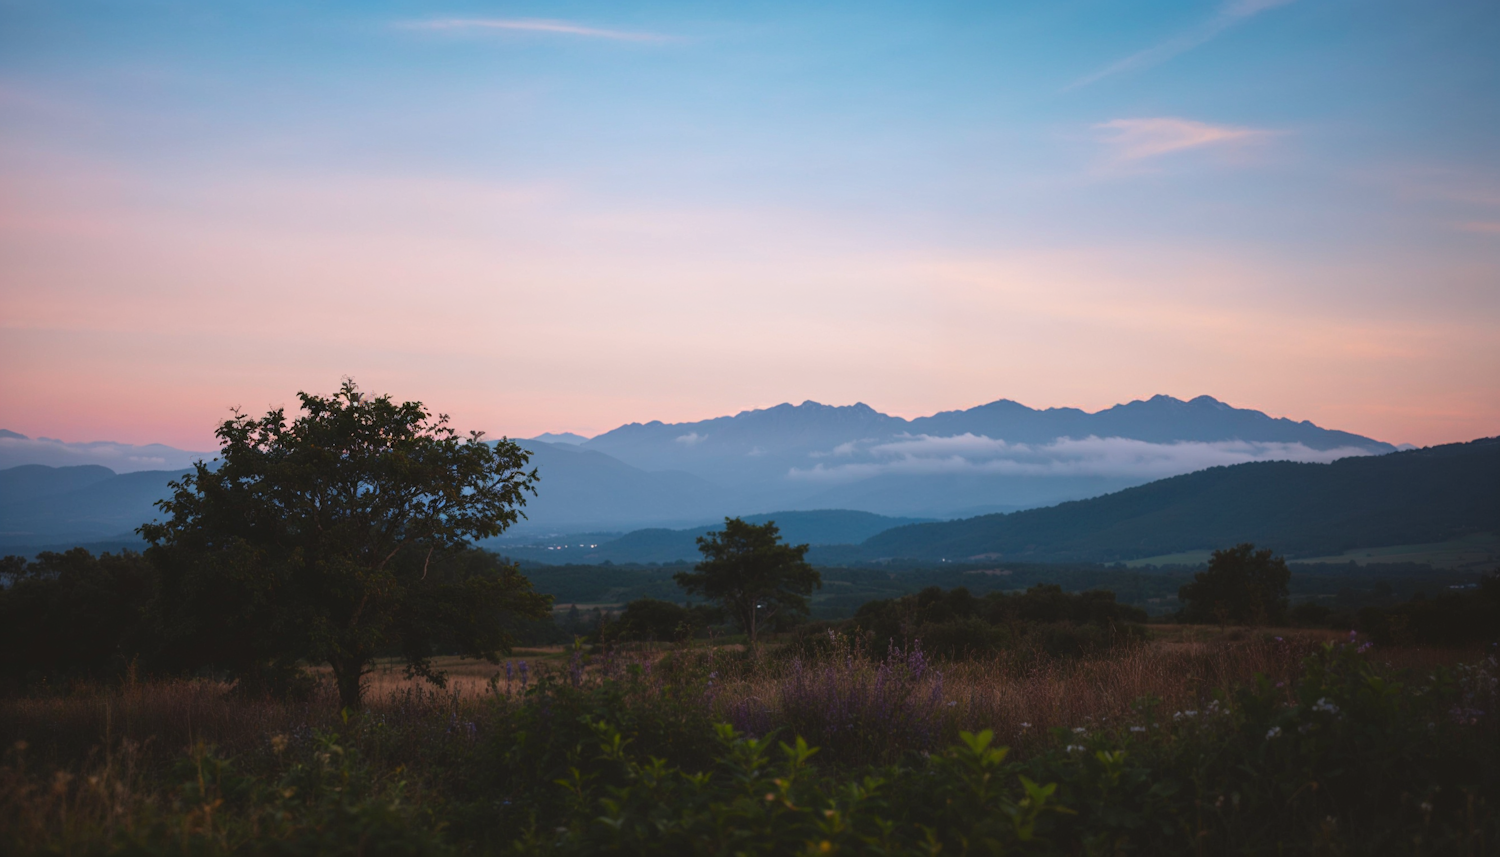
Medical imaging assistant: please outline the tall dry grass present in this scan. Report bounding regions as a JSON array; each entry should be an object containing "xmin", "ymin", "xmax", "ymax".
[
  {"xmin": 0, "ymin": 628, "xmax": 1467, "ymax": 772},
  {"xmin": 708, "ymin": 630, "xmax": 1336, "ymax": 760},
  {"xmin": 0, "ymin": 679, "xmax": 334, "ymax": 769},
  {"xmin": 0, "ymin": 647, "xmax": 588, "ymax": 772}
]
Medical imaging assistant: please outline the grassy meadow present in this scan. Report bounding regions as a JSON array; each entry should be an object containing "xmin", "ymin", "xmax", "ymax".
[{"xmin": 3, "ymin": 624, "xmax": 1497, "ymax": 855}]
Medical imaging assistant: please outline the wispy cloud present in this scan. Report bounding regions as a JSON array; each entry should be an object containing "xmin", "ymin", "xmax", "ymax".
[
  {"xmin": 402, "ymin": 18, "xmax": 668, "ymax": 42},
  {"xmin": 1071, "ymin": 0, "xmax": 1296, "ymax": 89},
  {"xmin": 0, "ymin": 435, "xmax": 209, "ymax": 473},
  {"xmin": 1458, "ymin": 221, "xmax": 1500, "ymax": 236},
  {"xmin": 788, "ymin": 434, "xmax": 1376, "ymax": 483},
  {"xmin": 1095, "ymin": 117, "xmax": 1269, "ymax": 160}
]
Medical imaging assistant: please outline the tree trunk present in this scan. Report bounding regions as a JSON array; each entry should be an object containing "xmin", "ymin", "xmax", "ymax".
[{"xmin": 331, "ymin": 657, "xmax": 367, "ymax": 711}]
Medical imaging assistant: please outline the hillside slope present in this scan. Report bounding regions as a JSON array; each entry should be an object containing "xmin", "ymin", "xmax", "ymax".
[
  {"xmin": 859, "ymin": 437, "xmax": 1500, "ymax": 562},
  {"xmin": 0, "ymin": 467, "xmax": 186, "ymax": 546},
  {"xmin": 494, "ymin": 509, "xmax": 932, "ymax": 565}
]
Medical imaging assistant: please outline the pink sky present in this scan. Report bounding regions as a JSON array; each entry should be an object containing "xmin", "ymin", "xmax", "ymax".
[{"xmin": 2, "ymin": 148, "xmax": 1495, "ymax": 450}]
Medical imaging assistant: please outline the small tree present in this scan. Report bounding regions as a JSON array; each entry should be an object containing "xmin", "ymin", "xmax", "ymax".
[
  {"xmin": 674, "ymin": 517, "xmax": 820, "ymax": 649},
  {"xmin": 1178, "ymin": 543, "xmax": 1290, "ymax": 626},
  {"xmin": 140, "ymin": 380, "xmax": 551, "ymax": 708}
]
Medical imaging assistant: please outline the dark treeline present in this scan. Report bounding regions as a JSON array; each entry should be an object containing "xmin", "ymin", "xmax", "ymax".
[
  {"xmin": 0, "ymin": 546, "xmax": 537, "ymax": 694},
  {"xmin": 5, "ymin": 545, "xmax": 1497, "ymax": 694},
  {"xmin": 516, "ymin": 557, "xmax": 1486, "ymax": 619}
]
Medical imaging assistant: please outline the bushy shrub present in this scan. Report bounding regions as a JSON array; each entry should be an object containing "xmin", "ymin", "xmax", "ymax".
[
  {"xmin": 1358, "ymin": 572, "xmax": 1500, "ymax": 646},
  {"xmin": 520, "ymin": 723, "xmax": 1073, "ymax": 856},
  {"xmin": 476, "ymin": 650, "xmax": 723, "ymax": 835},
  {"xmin": 612, "ymin": 599, "xmax": 717, "ymax": 642},
  {"xmin": 0, "ymin": 730, "xmax": 452, "ymax": 856}
]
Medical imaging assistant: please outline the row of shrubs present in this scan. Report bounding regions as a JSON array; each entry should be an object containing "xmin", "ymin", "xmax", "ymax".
[
  {"xmin": 4, "ymin": 636, "xmax": 1497, "ymax": 854},
  {"xmin": 1303, "ymin": 573, "xmax": 1500, "ymax": 647}
]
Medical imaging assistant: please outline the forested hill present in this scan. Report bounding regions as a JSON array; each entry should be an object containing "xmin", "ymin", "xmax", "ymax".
[{"xmin": 858, "ymin": 437, "xmax": 1500, "ymax": 563}]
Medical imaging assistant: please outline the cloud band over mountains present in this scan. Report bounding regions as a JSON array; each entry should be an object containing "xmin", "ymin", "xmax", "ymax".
[
  {"xmin": 787, "ymin": 434, "xmax": 1377, "ymax": 483},
  {"xmin": 0, "ymin": 434, "xmax": 208, "ymax": 473}
]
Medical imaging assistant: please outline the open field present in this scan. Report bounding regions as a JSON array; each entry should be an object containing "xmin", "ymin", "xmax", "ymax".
[
  {"xmin": 1292, "ymin": 532, "xmax": 1500, "ymax": 570},
  {"xmin": 1126, "ymin": 532, "xmax": 1500, "ymax": 571},
  {"xmin": 4, "ymin": 627, "xmax": 1497, "ymax": 854},
  {"xmin": 1122, "ymin": 550, "xmax": 1215, "ymax": 567},
  {"xmin": 0, "ymin": 627, "xmax": 1477, "ymax": 765}
]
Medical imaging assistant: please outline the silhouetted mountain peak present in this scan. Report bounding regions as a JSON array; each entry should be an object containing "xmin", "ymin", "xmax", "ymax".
[
  {"xmin": 0, "ymin": 429, "xmax": 28, "ymax": 440},
  {"xmin": 1187, "ymin": 394, "xmax": 1230, "ymax": 409},
  {"xmin": 530, "ymin": 432, "xmax": 589, "ymax": 445}
]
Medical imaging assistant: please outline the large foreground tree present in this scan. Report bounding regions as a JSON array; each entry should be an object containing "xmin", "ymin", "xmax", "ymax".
[
  {"xmin": 140, "ymin": 380, "xmax": 550, "ymax": 708},
  {"xmin": 674, "ymin": 517, "xmax": 820, "ymax": 649}
]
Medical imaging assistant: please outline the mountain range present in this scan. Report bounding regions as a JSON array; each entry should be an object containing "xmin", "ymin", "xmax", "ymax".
[
  {"xmin": 0, "ymin": 429, "xmax": 208, "ymax": 473},
  {"xmin": 0, "ymin": 394, "xmax": 1399, "ymax": 549},
  {"xmin": 564, "ymin": 394, "xmax": 1393, "ymax": 522}
]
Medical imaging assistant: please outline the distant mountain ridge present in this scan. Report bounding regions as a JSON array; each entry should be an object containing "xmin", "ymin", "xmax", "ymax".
[
  {"xmin": 0, "ymin": 430, "xmax": 210, "ymax": 473},
  {"xmin": 907, "ymin": 395, "xmax": 1387, "ymax": 449},
  {"xmin": 530, "ymin": 432, "xmax": 589, "ymax": 445},
  {"xmin": 584, "ymin": 395, "xmax": 1389, "ymax": 471},
  {"xmin": 571, "ymin": 395, "xmax": 1392, "ymax": 518},
  {"xmin": 0, "ymin": 394, "xmax": 1398, "ymax": 539}
]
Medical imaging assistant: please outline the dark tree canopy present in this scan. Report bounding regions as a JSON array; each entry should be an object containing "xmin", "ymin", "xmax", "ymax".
[
  {"xmin": 0, "ymin": 549, "xmax": 155, "ymax": 688},
  {"xmin": 1177, "ymin": 543, "xmax": 1291, "ymax": 626},
  {"xmin": 673, "ymin": 517, "xmax": 820, "ymax": 648},
  {"xmin": 139, "ymin": 380, "xmax": 551, "ymax": 708}
]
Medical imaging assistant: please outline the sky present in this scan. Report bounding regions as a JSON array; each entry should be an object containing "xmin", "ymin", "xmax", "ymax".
[{"xmin": 1, "ymin": 0, "xmax": 1497, "ymax": 450}]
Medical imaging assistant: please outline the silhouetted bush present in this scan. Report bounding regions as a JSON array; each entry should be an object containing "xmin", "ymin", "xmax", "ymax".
[
  {"xmin": 1358, "ymin": 572, "xmax": 1500, "ymax": 646},
  {"xmin": 613, "ymin": 599, "xmax": 717, "ymax": 642}
]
